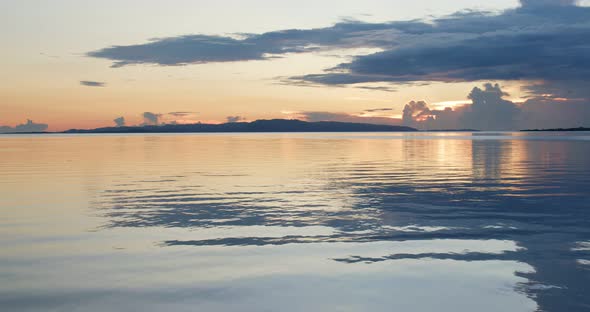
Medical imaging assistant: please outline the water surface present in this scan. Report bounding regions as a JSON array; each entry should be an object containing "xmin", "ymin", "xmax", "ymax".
[{"xmin": 1, "ymin": 132, "xmax": 589, "ymax": 311}]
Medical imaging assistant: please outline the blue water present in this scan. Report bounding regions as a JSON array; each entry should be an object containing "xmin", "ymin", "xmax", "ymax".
[{"xmin": 1, "ymin": 132, "xmax": 589, "ymax": 311}]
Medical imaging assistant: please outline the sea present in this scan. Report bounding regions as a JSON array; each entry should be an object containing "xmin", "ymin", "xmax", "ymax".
[{"xmin": 1, "ymin": 132, "xmax": 589, "ymax": 312}]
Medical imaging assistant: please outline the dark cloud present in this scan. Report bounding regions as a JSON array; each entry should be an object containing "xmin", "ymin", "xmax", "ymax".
[
  {"xmin": 88, "ymin": 2, "xmax": 590, "ymax": 86},
  {"xmin": 294, "ymin": 6, "xmax": 590, "ymax": 85},
  {"xmin": 519, "ymin": 0, "xmax": 577, "ymax": 7},
  {"xmin": 87, "ymin": 22, "xmax": 397, "ymax": 67},
  {"xmin": 356, "ymin": 86, "xmax": 397, "ymax": 92},
  {"xmin": 142, "ymin": 112, "xmax": 161, "ymax": 126},
  {"xmin": 300, "ymin": 111, "xmax": 402, "ymax": 126},
  {"xmin": 113, "ymin": 117, "xmax": 125, "ymax": 127},
  {"xmin": 0, "ymin": 119, "xmax": 48, "ymax": 133},
  {"xmin": 226, "ymin": 116, "xmax": 245, "ymax": 123},
  {"xmin": 290, "ymin": 3, "xmax": 590, "ymax": 114},
  {"xmin": 364, "ymin": 107, "xmax": 393, "ymax": 113},
  {"xmin": 522, "ymin": 80, "xmax": 590, "ymax": 100},
  {"xmin": 168, "ymin": 111, "xmax": 196, "ymax": 117},
  {"xmin": 80, "ymin": 81, "xmax": 106, "ymax": 87}
]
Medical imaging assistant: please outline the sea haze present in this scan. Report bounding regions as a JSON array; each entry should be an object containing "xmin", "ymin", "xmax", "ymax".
[{"xmin": 1, "ymin": 132, "xmax": 589, "ymax": 312}]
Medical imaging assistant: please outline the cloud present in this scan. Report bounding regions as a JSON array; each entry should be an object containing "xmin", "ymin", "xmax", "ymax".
[
  {"xmin": 293, "ymin": 4, "xmax": 590, "ymax": 108},
  {"xmin": 520, "ymin": 97, "xmax": 590, "ymax": 129},
  {"xmin": 522, "ymin": 80, "xmax": 590, "ymax": 100},
  {"xmin": 168, "ymin": 111, "xmax": 196, "ymax": 117},
  {"xmin": 142, "ymin": 112, "xmax": 161, "ymax": 125},
  {"xmin": 401, "ymin": 100, "xmax": 465, "ymax": 130},
  {"xmin": 461, "ymin": 83, "xmax": 521, "ymax": 130},
  {"xmin": 88, "ymin": 2, "xmax": 590, "ymax": 85},
  {"xmin": 294, "ymin": 5, "xmax": 590, "ymax": 85},
  {"xmin": 517, "ymin": 79, "xmax": 590, "ymax": 128},
  {"xmin": 356, "ymin": 86, "xmax": 397, "ymax": 92},
  {"xmin": 162, "ymin": 112, "xmax": 201, "ymax": 125},
  {"xmin": 364, "ymin": 107, "xmax": 394, "ymax": 113},
  {"xmin": 80, "ymin": 80, "xmax": 106, "ymax": 87},
  {"xmin": 0, "ymin": 119, "xmax": 48, "ymax": 133},
  {"xmin": 402, "ymin": 83, "xmax": 521, "ymax": 130},
  {"xmin": 87, "ymin": 21, "xmax": 404, "ymax": 67},
  {"xmin": 519, "ymin": 0, "xmax": 577, "ymax": 7},
  {"xmin": 226, "ymin": 116, "xmax": 245, "ymax": 123},
  {"xmin": 86, "ymin": 1, "xmax": 590, "ymax": 129},
  {"xmin": 401, "ymin": 82, "xmax": 590, "ymax": 130},
  {"xmin": 113, "ymin": 116, "xmax": 126, "ymax": 127},
  {"xmin": 403, "ymin": 100, "xmax": 432, "ymax": 126}
]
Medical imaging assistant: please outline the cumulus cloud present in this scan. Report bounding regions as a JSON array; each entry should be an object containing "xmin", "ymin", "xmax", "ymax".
[
  {"xmin": 402, "ymin": 101, "xmax": 431, "ymax": 127},
  {"xmin": 142, "ymin": 112, "xmax": 161, "ymax": 125},
  {"xmin": 113, "ymin": 116, "xmax": 125, "ymax": 127},
  {"xmin": 401, "ymin": 100, "xmax": 462, "ymax": 129},
  {"xmin": 461, "ymin": 83, "xmax": 521, "ymax": 130},
  {"xmin": 80, "ymin": 81, "xmax": 106, "ymax": 87},
  {"xmin": 402, "ymin": 84, "xmax": 521, "ymax": 130},
  {"xmin": 0, "ymin": 119, "xmax": 49, "ymax": 133},
  {"xmin": 401, "ymin": 82, "xmax": 590, "ymax": 130},
  {"xmin": 226, "ymin": 116, "xmax": 245, "ymax": 123}
]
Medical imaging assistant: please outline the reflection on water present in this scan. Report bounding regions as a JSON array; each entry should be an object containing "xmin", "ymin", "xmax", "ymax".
[{"xmin": 1, "ymin": 132, "xmax": 589, "ymax": 312}]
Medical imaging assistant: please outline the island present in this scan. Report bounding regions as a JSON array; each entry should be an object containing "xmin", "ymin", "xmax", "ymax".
[{"xmin": 63, "ymin": 119, "xmax": 417, "ymax": 133}]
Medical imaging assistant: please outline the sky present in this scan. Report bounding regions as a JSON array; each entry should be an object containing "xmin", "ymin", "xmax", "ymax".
[{"xmin": 1, "ymin": 0, "xmax": 589, "ymax": 131}]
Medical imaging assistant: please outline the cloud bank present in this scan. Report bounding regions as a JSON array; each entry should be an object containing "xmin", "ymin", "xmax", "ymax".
[
  {"xmin": 298, "ymin": 82, "xmax": 587, "ymax": 130},
  {"xmin": 402, "ymin": 83, "xmax": 588, "ymax": 130},
  {"xmin": 293, "ymin": 4, "xmax": 590, "ymax": 88},
  {"xmin": 0, "ymin": 119, "xmax": 49, "ymax": 133}
]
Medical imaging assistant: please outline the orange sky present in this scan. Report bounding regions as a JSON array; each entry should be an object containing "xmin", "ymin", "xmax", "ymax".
[{"xmin": 0, "ymin": 0, "xmax": 537, "ymax": 131}]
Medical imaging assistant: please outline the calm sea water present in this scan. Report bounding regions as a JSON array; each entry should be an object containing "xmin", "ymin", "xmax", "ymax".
[{"xmin": 1, "ymin": 132, "xmax": 589, "ymax": 312}]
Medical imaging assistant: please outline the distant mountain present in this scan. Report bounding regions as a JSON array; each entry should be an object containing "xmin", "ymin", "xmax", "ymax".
[{"xmin": 63, "ymin": 119, "xmax": 416, "ymax": 133}]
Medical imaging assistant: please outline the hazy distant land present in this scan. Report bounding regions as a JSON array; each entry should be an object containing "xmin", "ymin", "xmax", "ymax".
[
  {"xmin": 521, "ymin": 127, "xmax": 590, "ymax": 132},
  {"xmin": 63, "ymin": 119, "xmax": 417, "ymax": 133},
  {"xmin": 3, "ymin": 120, "xmax": 590, "ymax": 135}
]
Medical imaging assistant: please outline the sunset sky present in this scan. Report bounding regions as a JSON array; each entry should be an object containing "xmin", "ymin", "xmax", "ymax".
[{"xmin": 1, "ymin": 0, "xmax": 589, "ymax": 131}]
